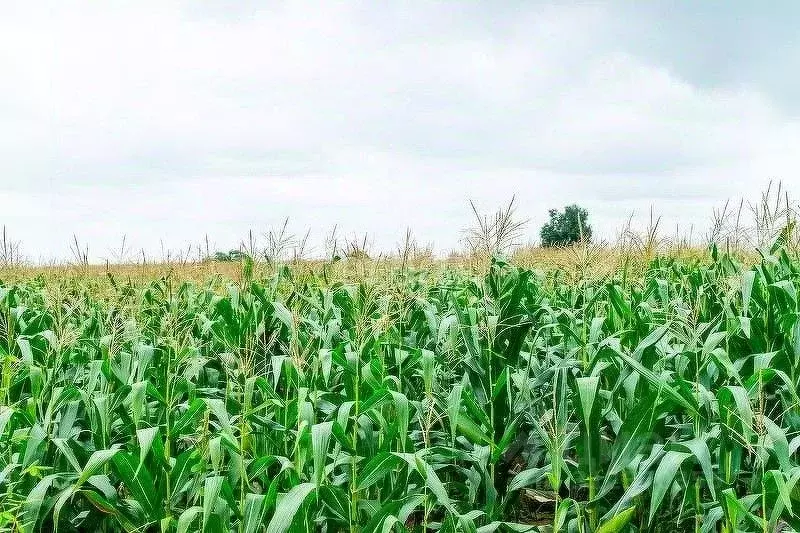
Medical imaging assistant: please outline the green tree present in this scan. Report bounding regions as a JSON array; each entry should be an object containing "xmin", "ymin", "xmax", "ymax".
[
  {"xmin": 211, "ymin": 249, "xmax": 246, "ymax": 262},
  {"xmin": 539, "ymin": 204, "xmax": 591, "ymax": 246}
]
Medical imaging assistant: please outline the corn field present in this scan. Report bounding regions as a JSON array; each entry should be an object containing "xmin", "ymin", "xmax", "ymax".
[{"xmin": 2, "ymin": 242, "xmax": 800, "ymax": 532}]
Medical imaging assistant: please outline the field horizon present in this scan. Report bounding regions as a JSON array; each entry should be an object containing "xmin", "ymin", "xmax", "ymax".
[{"xmin": 1, "ymin": 181, "xmax": 796, "ymax": 269}]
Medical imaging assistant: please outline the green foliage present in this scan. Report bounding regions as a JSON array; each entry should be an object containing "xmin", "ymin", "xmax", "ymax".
[
  {"xmin": 212, "ymin": 250, "xmax": 247, "ymax": 262},
  {"xmin": 3, "ymin": 244, "xmax": 800, "ymax": 532},
  {"xmin": 540, "ymin": 204, "xmax": 592, "ymax": 247}
]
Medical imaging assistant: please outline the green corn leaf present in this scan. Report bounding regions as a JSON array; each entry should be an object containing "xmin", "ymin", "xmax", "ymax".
[
  {"xmin": 135, "ymin": 427, "xmax": 159, "ymax": 471},
  {"xmin": 574, "ymin": 376, "xmax": 600, "ymax": 425},
  {"xmin": 311, "ymin": 421, "xmax": 333, "ymax": 487},
  {"xmin": 112, "ymin": 452, "xmax": 158, "ymax": 518},
  {"xmin": 0, "ymin": 406, "xmax": 14, "ymax": 439},
  {"xmin": 356, "ymin": 453, "xmax": 404, "ymax": 491},
  {"xmin": 419, "ymin": 460, "xmax": 455, "ymax": 513},
  {"xmin": 596, "ymin": 507, "xmax": 636, "ymax": 533},
  {"xmin": 649, "ymin": 451, "xmax": 692, "ymax": 525},
  {"xmin": 507, "ymin": 466, "xmax": 549, "ymax": 493},
  {"xmin": 265, "ymin": 483, "xmax": 316, "ymax": 533},
  {"xmin": 670, "ymin": 437, "xmax": 717, "ymax": 500},
  {"xmin": 271, "ymin": 301, "xmax": 294, "ymax": 331},
  {"xmin": 319, "ymin": 485, "xmax": 350, "ymax": 522},
  {"xmin": 603, "ymin": 343, "xmax": 699, "ymax": 415},
  {"xmin": 447, "ymin": 383, "xmax": 464, "ymax": 444},
  {"xmin": 171, "ymin": 449, "xmax": 201, "ymax": 500},
  {"xmin": 242, "ymin": 493, "xmax": 268, "ymax": 533},
  {"xmin": 173, "ymin": 398, "xmax": 205, "ymax": 436},
  {"xmin": 764, "ymin": 416, "xmax": 791, "ymax": 471},
  {"xmin": 22, "ymin": 423, "xmax": 47, "ymax": 469},
  {"xmin": 177, "ymin": 506, "xmax": 203, "ymax": 533},
  {"xmin": 22, "ymin": 474, "xmax": 59, "ymax": 533},
  {"xmin": 633, "ymin": 324, "xmax": 670, "ymax": 359},
  {"xmin": 77, "ymin": 447, "xmax": 120, "ymax": 487},
  {"xmin": 203, "ymin": 475, "xmax": 224, "ymax": 531},
  {"xmin": 768, "ymin": 470, "xmax": 793, "ymax": 518},
  {"xmin": 52, "ymin": 438, "xmax": 82, "ymax": 474}
]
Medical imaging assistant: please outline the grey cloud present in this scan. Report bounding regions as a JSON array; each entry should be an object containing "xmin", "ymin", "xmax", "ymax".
[{"xmin": 609, "ymin": 2, "xmax": 800, "ymax": 112}]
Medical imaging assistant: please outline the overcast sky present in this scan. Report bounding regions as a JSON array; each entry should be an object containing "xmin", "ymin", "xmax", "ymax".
[{"xmin": 2, "ymin": 2, "xmax": 799, "ymax": 262}]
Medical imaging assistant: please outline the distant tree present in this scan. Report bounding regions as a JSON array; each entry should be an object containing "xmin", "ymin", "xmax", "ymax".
[
  {"xmin": 212, "ymin": 249, "xmax": 246, "ymax": 262},
  {"xmin": 540, "ymin": 205, "xmax": 592, "ymax": 247}
]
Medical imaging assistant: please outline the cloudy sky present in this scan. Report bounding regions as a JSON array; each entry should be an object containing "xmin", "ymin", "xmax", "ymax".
[{"xmin": 1, "ymin": 2, "xmax": 799, "ymax": 261}]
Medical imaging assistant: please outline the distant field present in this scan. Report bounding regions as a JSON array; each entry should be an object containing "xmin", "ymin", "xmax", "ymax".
[
  {"xmin": 0, "ymin": 243, "xmax": 732, "ymax": 282},
  {"xmin": 0, "ymin": 242, "xmax": 797, "ymax": 532}
]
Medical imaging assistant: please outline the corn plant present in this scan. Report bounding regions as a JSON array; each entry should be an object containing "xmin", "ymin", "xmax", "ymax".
[{"xmin": 2, "ymin": 240, "xmax": 800, "ymax": 532}]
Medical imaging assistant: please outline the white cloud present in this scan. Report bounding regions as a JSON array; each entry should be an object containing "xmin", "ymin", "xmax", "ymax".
[{"xmin": 0, "ymin": 2, "xmax": 798, "ymax": 261}]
